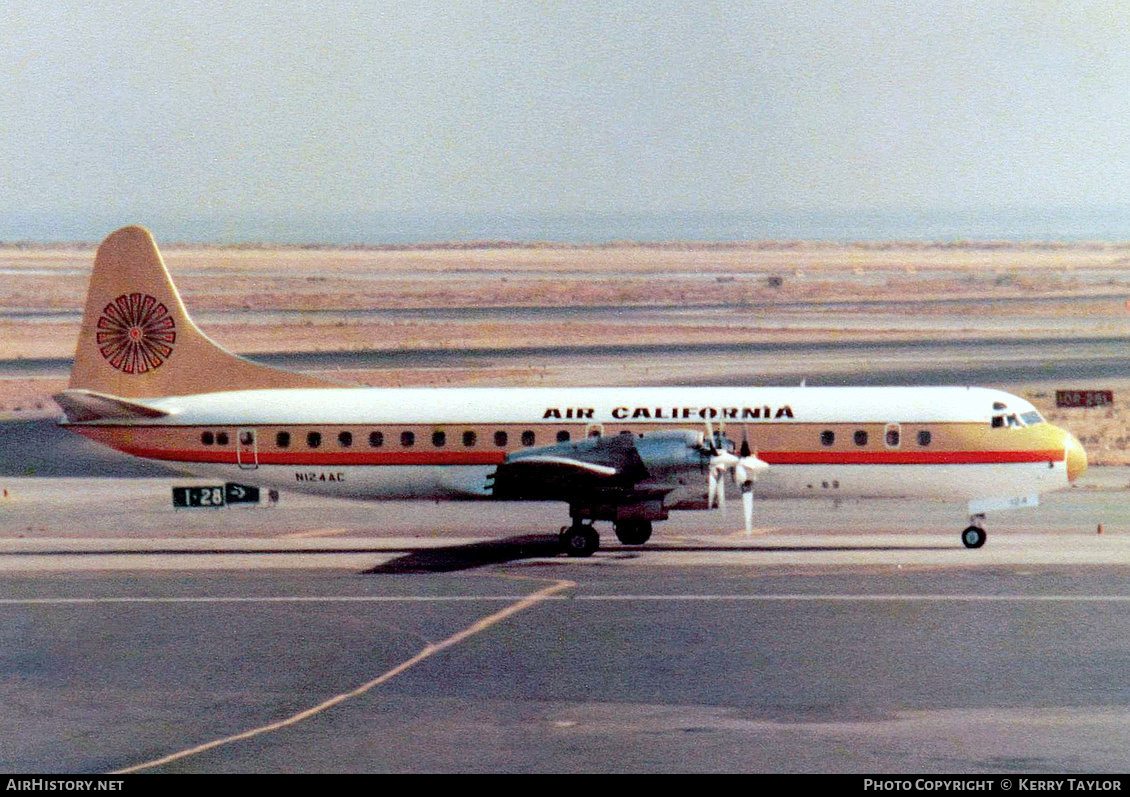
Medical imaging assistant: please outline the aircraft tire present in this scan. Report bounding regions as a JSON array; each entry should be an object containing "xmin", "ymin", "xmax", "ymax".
[
  {"xmin": 961, "ymin": 525, "xmax": 986, "ymax": 549},
  {"xmin": 562, "ymin": 525, "xmax": 600, "ymax": 557},
  {"xmin": 614, "ymin": 519, "xmax": 652, "ymax": 545}
]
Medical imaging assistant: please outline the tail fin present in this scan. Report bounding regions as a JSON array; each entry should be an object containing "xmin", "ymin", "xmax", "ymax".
[{"xmin": 68, "ymin": 226, "xmax": 336, "ymax": 398}]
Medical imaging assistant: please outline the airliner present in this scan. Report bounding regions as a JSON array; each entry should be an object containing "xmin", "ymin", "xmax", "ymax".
[{"xmin": 55, "ymin": 226, "xmax": 1087, "ymax": 556}]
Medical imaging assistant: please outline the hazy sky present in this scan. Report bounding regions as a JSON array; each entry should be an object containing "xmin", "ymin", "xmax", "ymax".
[{"xmin": 3, "ymin": 1, "xmax": 1130, "ymax": 241}]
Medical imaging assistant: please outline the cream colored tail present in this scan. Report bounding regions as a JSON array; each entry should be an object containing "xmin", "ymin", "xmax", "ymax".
[{"xmin": 68, "ymin": 226, "xmax": 335, "ymax": 398}]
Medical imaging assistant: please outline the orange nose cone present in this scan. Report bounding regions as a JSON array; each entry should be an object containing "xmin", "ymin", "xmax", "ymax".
[{"xmin": 1066, "ymin": 434, "xmax": 1088, "ymax": 483}]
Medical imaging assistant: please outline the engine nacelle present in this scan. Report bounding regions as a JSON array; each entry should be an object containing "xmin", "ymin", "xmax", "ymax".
[
  {"xmin": 631, "ymin": 430, "xmax": 709, "ymax": 474},
  {"xmin": 492, "ymin": 429, "xmax": 712, "ymax": 508},
  {"xmin": 634, "ymin": 431, "xmax": 712, "ymax": 510}
]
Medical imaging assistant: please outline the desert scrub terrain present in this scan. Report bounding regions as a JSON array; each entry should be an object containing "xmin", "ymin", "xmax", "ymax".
[{"xmin": 3, "ymin": 240, "xmax": 1129, "ymax": 462}]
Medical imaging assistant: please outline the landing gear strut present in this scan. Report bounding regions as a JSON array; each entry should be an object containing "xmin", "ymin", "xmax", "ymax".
[
  {"xmin": 560, "ymin": 523, "xmax": 599, "ymax": 557},
  {"xmin": 614, "ymin": 519, "xmax": 652, "ymax": 545},
  {"xmin": 962, "ymin": 514, "xmax": 986, "ymax": 549}
]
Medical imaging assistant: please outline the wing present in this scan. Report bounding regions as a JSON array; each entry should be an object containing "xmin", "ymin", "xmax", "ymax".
[{"xmin": 488, "ymin": 431, "xmax": 699, "ymax": 503}]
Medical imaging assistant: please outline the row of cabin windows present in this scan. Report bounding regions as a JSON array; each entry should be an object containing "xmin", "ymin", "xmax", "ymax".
[
  {"xmin": 819, "ymin": 429, "xmax": 932, "ymax": 447},
  {"xmin": 202, "ymin": 428, "xmax": 935, "ymax": 450},
  {"xmin": 201, "ymin": 429, "xmax": 573, "ymax": 449}
]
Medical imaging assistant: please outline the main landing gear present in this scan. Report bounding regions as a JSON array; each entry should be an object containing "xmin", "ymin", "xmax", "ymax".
[
  {"xmin": 962, "ymin": 514, "xmax": 987, "ymax": 549},
  {"xmin": 614, "ymin": 519, "xmax": 653, "ymax": 546},
  {"xmin": 560, "ymin": 523, "xmax": 600, "ymax": 557},
  {"xmin": 560, "ymin": 518, "xmax": 654, "ymax": 557}
]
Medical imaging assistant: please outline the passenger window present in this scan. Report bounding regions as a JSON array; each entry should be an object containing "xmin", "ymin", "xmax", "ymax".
[
  {"xmin": 917, "ymin": 430, "xmax": 932, "ymax": 447},
  {"xmin": 276, "ymin": 431, "xmax": 290, "ymax": 448},
  {"xmin": 820, "ymin": 430, "xmax": 835, "ymax": 446},
  {"xmin": 521, "ymin": 430, "xmax": 536, "ymax": 446},
  {"xmin": 307, "ymin": 431, "xmax": 321, "ymax": 448},
  {"xmin": 885, "ymin": 425, "xmax": 900, "ymax": 448},
  {"xmin": 853, "ymin": 430, "xmax": 868, "ymax": 446},
  {"xmin": 494, "ymin": 431, "xmax": 508, "ymax": 447},
  {"xmin": 557, "ymin": 430, "xmax": 571, "ymax": 443},
  {"xmin": 201, "ymin": 431, "xmax": 214, "ymax": 446},
  {"xmin": 369, "ymin": 431, "xmax": 384, "ymax": 448},
  {"xmin": 338, "ymin": 431, "xmax": 352, "ymax": 447},
  {"xmin": 239, "ymin": 430, "xmax": 254, "ymax": 446},
  {"xmin": 216, "ymin": 432, "xmax": 229, "ymax": 446},
  {"xmin": 462, "ymin": 430, "xmax": 476, "ymax": 447},
  {"xmin": 432, "ymin": 431, "xmax": 446, "ymax": 447},
  {"xmin": 400, "ymin": 431, "xmax": 415, "ymax": 447}
]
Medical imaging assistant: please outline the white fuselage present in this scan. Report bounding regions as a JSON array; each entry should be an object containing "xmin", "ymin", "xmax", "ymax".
[{"xmin": 69, "ymin": 385, "xmax": 1085, "ymax": 513}]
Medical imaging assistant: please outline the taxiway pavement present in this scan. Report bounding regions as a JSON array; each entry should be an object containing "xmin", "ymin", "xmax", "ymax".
[
  {"xmin": 2, "ymin": 471, "xmax": 1130, "ymax": 772},
  {"xmin": 3, "ymin": 566, "xmax": 1130, "ymax": 773}
]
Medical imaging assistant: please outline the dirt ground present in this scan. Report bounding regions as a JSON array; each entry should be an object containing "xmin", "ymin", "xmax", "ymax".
[{"xmin": 3, "ymin": 240, "xmax": 1130, "ymax": 461}]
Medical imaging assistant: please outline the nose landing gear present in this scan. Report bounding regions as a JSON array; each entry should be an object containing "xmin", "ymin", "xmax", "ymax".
[{"xmin": 962, "ymin": 514, "xmax": 986, "ymax": 549}]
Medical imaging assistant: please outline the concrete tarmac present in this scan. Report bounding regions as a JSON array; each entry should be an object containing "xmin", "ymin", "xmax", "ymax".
[
  {"xmin": 3, "ymin": 566, "xmax": 1130, "ymax": 773},
  {"xmin": 1, "ymin": 471, "xmax": 1130, "ymax": 772}
]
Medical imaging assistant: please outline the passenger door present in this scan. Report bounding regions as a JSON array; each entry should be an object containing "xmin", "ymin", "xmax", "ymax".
[{"xmin": 237, "ymin": 428, "xmax": 259, "ymax": 470}]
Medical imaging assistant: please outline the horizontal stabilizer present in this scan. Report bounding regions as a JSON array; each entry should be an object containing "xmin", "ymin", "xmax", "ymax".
[{"xmin": 53, "ymin": 389, "xmax": 170, "ymax": 423}]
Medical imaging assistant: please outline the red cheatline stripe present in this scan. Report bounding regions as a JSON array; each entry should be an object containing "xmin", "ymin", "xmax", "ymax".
[
  {"xmin": 758, "ymin": 450, "xmax": 1064, "ymax": 465},
  {"xmin": 96, "ymin": 443, "xmax": 1062, "ymax": 468},
  {"xmin": 110, "ymin": 445, "xmax": 509, "ymax": 466}
]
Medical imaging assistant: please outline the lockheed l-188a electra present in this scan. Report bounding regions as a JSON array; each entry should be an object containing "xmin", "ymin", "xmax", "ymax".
[{"xmin": 55, "ymin": 227, "xmax": 1087, "ymax": 556}]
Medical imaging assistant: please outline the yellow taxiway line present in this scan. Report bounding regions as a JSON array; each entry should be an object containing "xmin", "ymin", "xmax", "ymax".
[{"xmin": 109, "ymin": 574, "xmax": 576, "ymax": 774}]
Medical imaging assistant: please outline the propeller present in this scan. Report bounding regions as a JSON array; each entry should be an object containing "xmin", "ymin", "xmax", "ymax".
[
  {"xmin": 702, "ymin": 422, "xmax": 769, "ymax": 535},
  {"xmin": 703, "ymin": 422, "xmax": 738, "ymax": 510},
  {"xmin": 733, "ymin": 436, "xmax": 770, "ymax": 535}
]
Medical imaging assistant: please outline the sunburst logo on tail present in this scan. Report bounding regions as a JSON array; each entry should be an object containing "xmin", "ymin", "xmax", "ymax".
[{"xmin": 95, "ymin": 293, "xmax": 177, "ymax": 374}]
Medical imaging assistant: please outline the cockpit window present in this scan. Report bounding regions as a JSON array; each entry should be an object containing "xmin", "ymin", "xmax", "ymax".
[{"xmin": 992, "ymin": 411, "xmax": 1039, "ymax": 429}]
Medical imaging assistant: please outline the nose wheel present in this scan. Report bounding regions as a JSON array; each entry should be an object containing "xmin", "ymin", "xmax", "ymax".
[{"xmin": 962, "ymin": 515, "xmax": 986, "ymax": 549}]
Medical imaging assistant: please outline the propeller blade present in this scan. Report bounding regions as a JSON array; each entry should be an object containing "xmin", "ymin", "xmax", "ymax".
[
  {"xmin": 738, "ymin": 455, "xmax": 769, "ymax": 477},
  {"xmin": 702, "ymin": 423, "xmax": 746, "ymax": 511},
  {"xmin": 708, "ymin": 460, "xmax": 732, "ymax": 508},
  {"xmin": 702, "ymin": 420, "xmax": 718, "ymax": 454},
  {"xmin": 740, "ymin": 430, "xmax": 763, "ymax": 534},
  {"xmin": 741, "ymin": 480, "xmax": 754, "ymax": 535}
]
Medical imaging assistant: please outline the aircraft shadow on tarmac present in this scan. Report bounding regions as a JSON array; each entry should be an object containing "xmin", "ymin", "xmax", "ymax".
[
  {"xmin": 364, "ymin": 534, "xmax": 567, "ymax": 573},
  {"xmin": 363, "ymin": 535, "xmax": 956, "ymax": 573}
]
